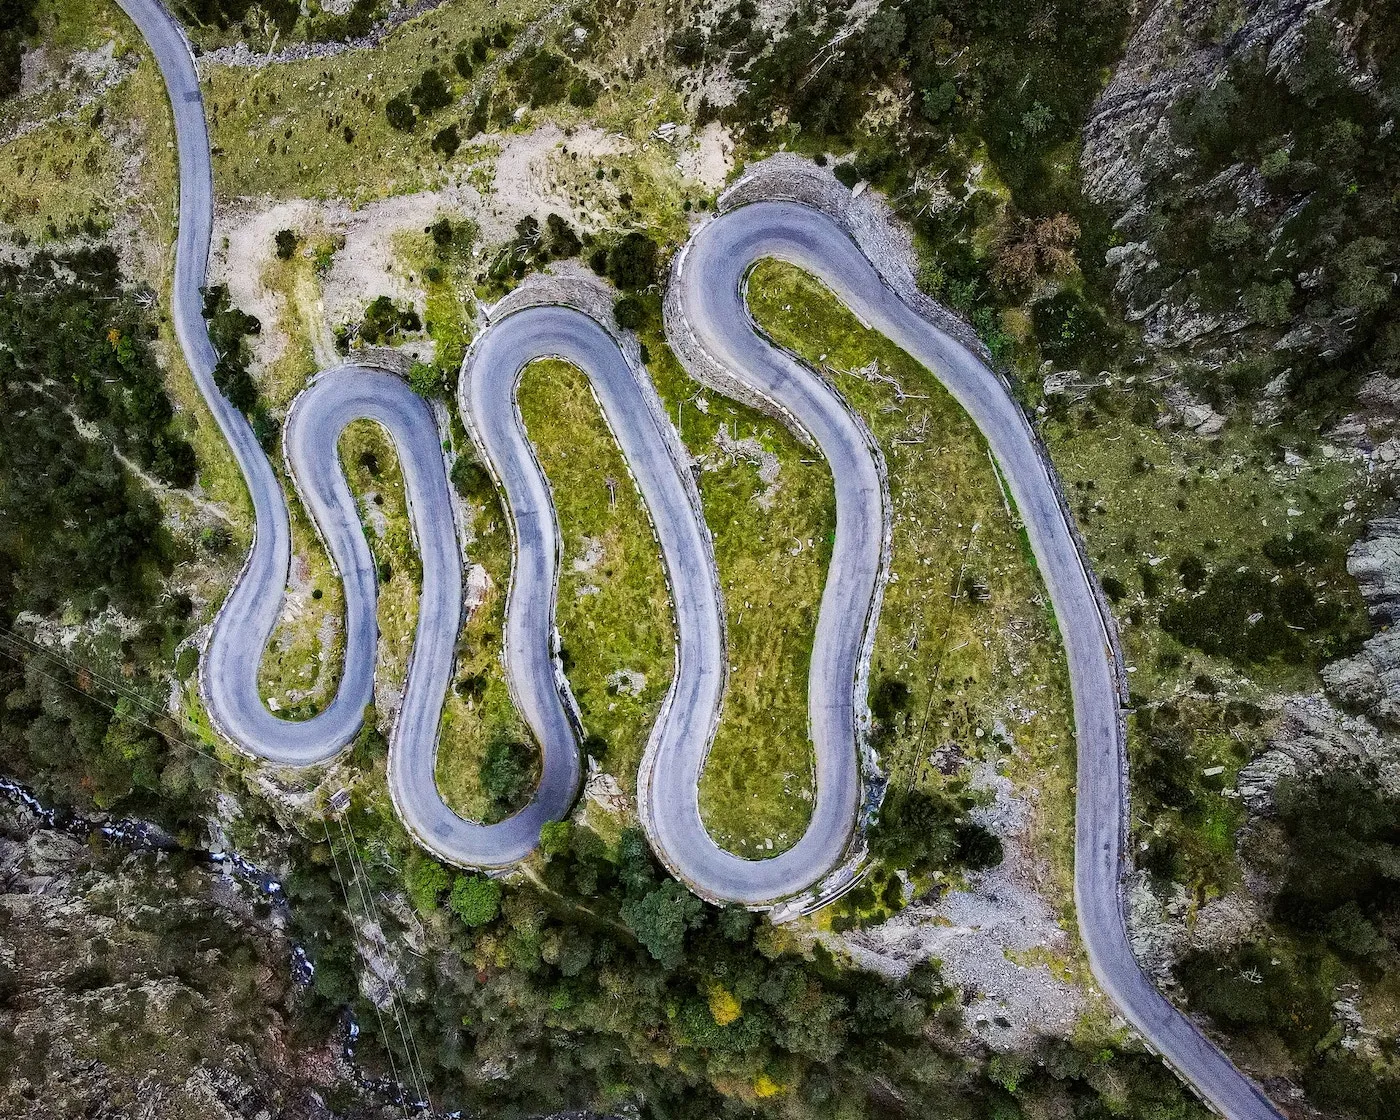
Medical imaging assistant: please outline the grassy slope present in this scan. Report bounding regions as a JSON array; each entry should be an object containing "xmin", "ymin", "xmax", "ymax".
[
  {"xmin": 744, "ymin": 261, "xmax": 1079, "ymax": 908},
  {"xmin": 1047, "ymin": 408, "xmax": 1370, "ymax": 893},
  {"xmin": 339, "ymin": 419, "xmax": 421, "ymax": 711},
  {"xmin": 434, "ymin": 457, "xmax": 528, "ymax": 821},
  {"xmin": 524, "ymin": 359, "xmax": 674, "ymax": 786},
  {"xmin": 434, "ymin": 358, "xmax": 677, "ymax": 820},
  {"xmin": 204, "ymin": 0, "xmax": 545, "ymax": 203}
]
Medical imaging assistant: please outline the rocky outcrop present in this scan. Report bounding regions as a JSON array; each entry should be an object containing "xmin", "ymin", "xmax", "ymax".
[
  {"xmin": 1346, "ymin": 517, "xmax": 1400, "ymax": 624},
  {"xmin": 1082, "ymin": 0, "xmax": 1329, "ymax": 209},
  {"xmin": 1322, "ymin": 628, "xmax": 1400, "ymax": 727},
  {"xmin": 0, "ymin": 797, "xmax": 379, "ymax": 1120},
  {"xmin": 1079, "ymin": 0, "xmax": 1343, "ymax": 360},
  {"xmin": 1237, "ymin": 520, "xmax": 1400, "ymax": 811},
  {"xmin": 1237, "ymin": 695, "xmax": 1399, "ymax": 813},
  {"xmin": 1314, "ymin": 519, "xmax": 1400, "ymax": 725}
]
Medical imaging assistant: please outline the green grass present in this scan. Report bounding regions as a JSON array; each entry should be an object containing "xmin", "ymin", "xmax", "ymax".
[
  {"xmin": 340, "ymin": 418, "xmax": 422, "ymax": 703},
  {"xmin": 255, "ymin": 484, "xmax": 347, "ymax": 719},
  {"xmin": 522, "ymin": 359, "xmax": 675, "ymax": 785},
  {"xmin": 436, "ymin": 358, "xmax": 676, "ymax": 821},
  {"xmin": 637, "ymin": 324, "xmax": 833, "ymax": 858},
  {"xmin": 435, "ymin": 408, "xmax": 533, "ymax": 822},
  {"xmin": 744, "ymin": 260, "xmax": 1080, "ymax": 911},
  {"xmin": 1045, "ymin": 413, "xmax": 1370, "ymax": 696},
  {"xmin": 257, "ymin": 245, "xmax": 328, "ymax": 408},
  {"xmin": 0, "ymin": 0, "xmax": 156, "ymax": 241},
  {"xmin": 393, "ymin": 226, "xmax": 476, "ymax": 377},
  {"xmin": 200, "ymin": 0, "xmax": 708, "ymax": 242}
]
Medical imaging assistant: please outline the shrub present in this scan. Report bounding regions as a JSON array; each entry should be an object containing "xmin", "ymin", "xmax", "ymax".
[
  {"xmin": 567, "ymin": 77, "xmax": 599, "ymax": 108},
  {"xmin": 514, "ymin": 50, "xmax": 574, "ymax": 107},
  {"xmin": 670, "ymin": 25, "xmax": 705, "ymax": 65},
  {"xmin": 833, "ymin": 161, "xmax": 860, "ymax": 188},
  {"xmin": 451, "ymin": 455, "xmax": 492, "ymax": 500},
  {"xmin": 481, "ymin": 735, "xmax": 534, "ymax": 818},
  {"xmin": 385, "ymin": 93, "xmax": 415, "ymax": 131},
  {"xmin": 612, "ymin": 295, "xmax": 644, "ymax": 330},
  {"xmin": 405, "ymin": 852, "xmax": 451, "ymax": 911},
  {"xmin": 410, "ymin": 68, "xmax": 453, "ymax": 115},
  {"xmin": 431, "ymin": 124, "xmax": 460, "ymax": 158},
  {"xmin": 545, "ymin": 213, "xmax": 581, "ymax": 257},
  {"xmin": 408, "ymin": 361, "xmax": 443, "ymax": 398},
  {"xmin": 274, "ymin": 229, "xmax": 297, "ymax": 260},
  {"xmin": 606, "ymin": 232, "xmax": 659, "ymax": 290},
  {"xmin": 359, "ymin": 295, "xmax": 419, "ymax": 344},
  {"xmin": 870, "ymin": 789, "xmax": 959, "ymax": 877}
]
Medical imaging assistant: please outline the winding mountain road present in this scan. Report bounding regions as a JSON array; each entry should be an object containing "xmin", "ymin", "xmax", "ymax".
[
  {"xmin": 119, "ymin": 0, "xmax": 1283, "ymax": 1112},
  {"xmin": 670, "ymin": 204, "xmax": 1285, "ymax": 1117}
]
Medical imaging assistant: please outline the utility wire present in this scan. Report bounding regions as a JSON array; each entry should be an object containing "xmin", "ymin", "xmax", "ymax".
[
  {"xmin": 3, "ymin": 628, "xmax": 431, "ymax": 1107},
  {"xmin": 0, "ymin": 639, "xmax": 234, "ymax": 778},
  {"xmin": 0, "ymin": 626, "xmax": 206, "ymax": 738},
  {"xmin": 342, "ymin": 813, "xmax": 432, "ymax": 1108},
  {"xmin": 323, "ymin": 817, "xmax": 411, "ymax": 1120}
]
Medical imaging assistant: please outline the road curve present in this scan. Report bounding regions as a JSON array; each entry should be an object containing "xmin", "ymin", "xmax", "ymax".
[
  {"xmin": 459, "ymin": 306, "xmax": 722, "ymax": 864},
  {"xmin": 115, "ymin": 0, "xmax": 582, "ymax": 865},
  {"xmin": 125, "ymin": 0, "xmax": 1282, "ymax": 1108},
  {"xmin": 669, "ymin": 200, "xmax": 1282, "ymax": 1119},
  {"xmin": 112, "ymin": 0, "xmax": 373, "ymax": 762}
]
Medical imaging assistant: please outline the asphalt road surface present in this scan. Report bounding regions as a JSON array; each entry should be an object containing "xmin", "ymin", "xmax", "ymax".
[{"xmin": 123, "ymin": 0, "xmax": 1282, "ymax": 1110}]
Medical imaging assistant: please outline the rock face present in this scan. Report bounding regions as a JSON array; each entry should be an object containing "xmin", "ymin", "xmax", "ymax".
[
  {"xmin": 0, "ymin": 799, "xmax": 375, "ymax": 1120},
  {"xmin": 1346, "ymin": 517, "xmax": 1400, "ymax": 624},
  {"xmin": 1322, "ymin": 628, "xmax": 1400, "ymax": 727},
  {"xmin": 1082, "ymin": 0, "xmax": 1326, "ymax": 210},
  {"xmin": 1079, "ymin": 0, "xmax": 1339, "ymax": 357},
  {"xmin": 1238, "ymin": 519, "xmax": 1400, "ymax": 812},
  {"xmin": 1315, "ymin": 519, "xmax": 1400, "ymax": 726},
  {"xmin": 1237, "ymin": 695, "xmax": 1399, "ymax": 813}
]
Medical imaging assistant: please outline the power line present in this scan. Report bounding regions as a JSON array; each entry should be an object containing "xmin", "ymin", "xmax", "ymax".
[
  {"xmin": 322, "ymin": 817, "xmax": 412, "ymax": 1120},
  {"xmin": 0, "ymin": 639, "xmax": 235, "ymax": 778},
  {"xmin": 0, "ymin": 626, "xmax": 201, "ymax": 735},
  {"xmin": 342, "ymin": 812, "xmax": 432, "ymax": 1109}
]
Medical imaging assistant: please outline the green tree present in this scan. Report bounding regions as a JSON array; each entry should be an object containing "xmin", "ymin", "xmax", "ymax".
[
  {"xmin": 450, "ymin": 874, "xmax": 502, "ymax": 926},
  {"xmin": 431, "ymin": 124, "xmax": 460, "ymax": 159},
  {"xmin": 606, "ymin": 232, "xmax": 659, "ymax": 290},
  {"xmin": 620, "ymin": 879, "xmax": 704, "ymax": 967},
  {"xmin": 410, "ymin": 68, "xmax": 453, "ymax": 114},
  {"xmin": 480, "ymin": 735, "xmax": 534, "ymax": 818},
  {"xmin": 613, "ymin": 295, "xmax": 644, "ymax": 330},
  {"xmin": 870, "ymin": 789, "xmax": 960, "ymax": 876},
  {"xmin": 405, "ymin": 851, "xmax": 451, "ymax": 911},
  {"xmin": 539, "ymin": 819, "xmax": 573, "ymax": 857}
]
